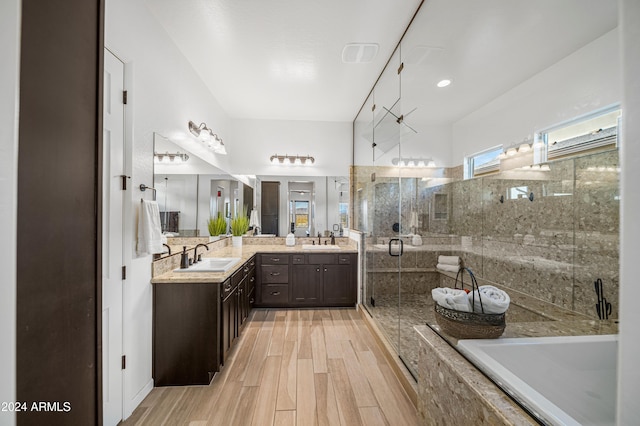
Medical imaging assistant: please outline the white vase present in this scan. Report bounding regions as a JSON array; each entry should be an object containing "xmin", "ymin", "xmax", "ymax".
[
  {"xmin": 208, "ymin": 235, "xmax": 221, "ymax": 242},
  {"xmin": 232, "ymin": 236, "xmax": 243, "ymax": 247}
]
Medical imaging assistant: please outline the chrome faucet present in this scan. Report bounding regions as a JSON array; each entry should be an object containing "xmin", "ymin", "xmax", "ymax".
[{"xmin": 193, "ymin": 243, "xmax": 209, "ymax": 262}]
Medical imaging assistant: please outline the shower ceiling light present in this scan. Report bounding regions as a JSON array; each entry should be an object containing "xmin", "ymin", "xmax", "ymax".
[{"xmin": 269, "ymin": 154, "xmax": 315, "ymax": 166}]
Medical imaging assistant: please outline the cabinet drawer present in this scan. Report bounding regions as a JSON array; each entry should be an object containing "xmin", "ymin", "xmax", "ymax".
[
  {"xmin": 261, "ymin": 254, "xmax": 289, "ymax": 264},
  {"xmin": 231, "ymin": 266, "xmax": 246, "ymax": 287},
  {"xmin": 308, "ymin": 254, "xmax": 336, "ymax": 265},
  {"xmin": 261, "ymin": 265, "xmax": 289, "ymax": 283},
  {"xmin": 338, "ymin": 254, "xmax": 351, "ymax": 265},
  {"xmin": 261, "ymin": 284, "xmax": 288, "ymax": 304},
  {"xmin": 221, "ymin": 279, "xmax": 235, "ymax": 299},
  {"xmin": 292, "ymin": 254, "xmax": 305, "ymax": 264}
]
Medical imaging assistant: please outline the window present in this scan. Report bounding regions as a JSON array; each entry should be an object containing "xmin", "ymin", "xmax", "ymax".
[
  {"xmin": 542, "ymin": 106, "xmax": 620, "ymax": 161},
  {"xmin": 464, "ymin": 145, "xmax": 503, "ymax": 179},
  {"xmin": 339, "ymin": 202, "xmax": 348, "ymax": 228},
  {"xmin": 294, "ymin": 201, "xmax": 309, "ymax": 228}
]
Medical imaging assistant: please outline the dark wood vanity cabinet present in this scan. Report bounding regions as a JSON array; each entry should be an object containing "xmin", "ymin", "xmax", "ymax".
[
  {"xmin": 220, "ymin": 277, "xmax": 237, "ymax": 365},
  {"xmin": 257, "ymin": 252, "xmax": 356, "ymax": 307},
  {"xmin": 153, "ymin": 255, "xmax": 256, "ymax": 386},
  {"xmin": 153, "ymin": 283, "xmax": 221, "ymax": 386}
]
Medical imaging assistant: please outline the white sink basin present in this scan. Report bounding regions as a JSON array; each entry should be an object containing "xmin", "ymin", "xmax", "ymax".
[
  {"xmin": 174, "ymin": 257, "xmax": 241, "ymax": 272},
  {"xmin": 301, "ymin": 244, "xmax": 341, "ymax": 250}
]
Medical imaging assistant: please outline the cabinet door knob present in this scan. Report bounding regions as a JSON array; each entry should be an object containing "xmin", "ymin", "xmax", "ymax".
[
  {"xmin": 272, "ymin": 258, "xmax": 280, "ymax": 262},
  {"xmin": 224, "ymin": 285, "xmax": 231, "ymax": 292},
  {"xmin": 270, "ymin": 272, "xmax": 280, "ymax": 276},
  {"xmin": 324, "ymin": 268, "xmax": 328, "ymax": 272},
  {"xmin": 316, "ymin": 268, "xmax": 320, "ymax": 272},
  {"xmin": 271, "ymin": 291, "xmax": 280, "ymax": 296},
  {"xmin": 250, "ymin": 298, "xmax": 254, "ymax": 303},
  {"xmin": 244, "ymin": 267, "xmax": 249, "ymax": 273}
]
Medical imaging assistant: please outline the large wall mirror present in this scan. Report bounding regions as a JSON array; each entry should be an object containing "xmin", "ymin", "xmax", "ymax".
[
  {"xmin": 153, "ymin": 133, "xmax": 253, "ymax": 239},
  {"xmin": 154, "ymin": 134, "xmax": 349, "ymax": 241},
  {"xmin": 255, "ymin": 175, "xmax": 348, "ymax": 237}
]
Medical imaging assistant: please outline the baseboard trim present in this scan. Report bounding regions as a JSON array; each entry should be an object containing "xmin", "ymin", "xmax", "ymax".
[
  {"xmin": 357, "ymin": 305, "xmax": 418, "ymax": 407},
  {"xmin": 123, "ymin": 378, "xmax": 154, "ymax": 420}
]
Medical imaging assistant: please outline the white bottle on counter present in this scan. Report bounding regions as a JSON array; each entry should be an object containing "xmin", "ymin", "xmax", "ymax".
[{"xmin": 286, "ymin": 233, "xmax": 295, "ymax": 246}]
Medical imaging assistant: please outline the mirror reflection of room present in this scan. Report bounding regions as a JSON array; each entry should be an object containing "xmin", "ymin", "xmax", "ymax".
[{"xmin": 288, "ymin": 181, "xmax": 314, "ymax": 236}]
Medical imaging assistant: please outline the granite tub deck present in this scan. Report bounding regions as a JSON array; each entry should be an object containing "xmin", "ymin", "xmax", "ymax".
[
  {"xmin": 415, "ymin": 325, "xmax": 537, "ymax": 425},
  {"xmin": 151, "ymin": 241, "xmax": 358, "ymax": 283}
]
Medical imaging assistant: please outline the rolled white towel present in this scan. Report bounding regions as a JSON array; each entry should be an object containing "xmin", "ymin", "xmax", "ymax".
[
  {"xmin": 432, "ymin": 287, "xmax": 471, "ymax": 312},
  {"xmin": 469, "ymin": 285, "xmax": 510, "ymax": 314},
  {"xmin": 436, "ymin": 263, "xmax": 460, "ymax": 273},
  {"xmin": 438, "ymin": 255, "xmax": 460, "ymax": 266}
]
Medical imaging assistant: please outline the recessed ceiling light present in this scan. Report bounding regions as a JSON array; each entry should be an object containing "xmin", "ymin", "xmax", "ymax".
[{"xmin": 436, "ymin": 79, "xmax": 452, "ymax": 88}]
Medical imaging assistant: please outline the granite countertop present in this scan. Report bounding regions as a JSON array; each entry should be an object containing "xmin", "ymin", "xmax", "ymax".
[{"xmin": 151, "ymin": 243, "xmax": 357, "ymax": 284}]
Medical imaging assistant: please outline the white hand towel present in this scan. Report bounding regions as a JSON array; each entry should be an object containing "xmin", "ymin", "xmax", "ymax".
[
  {"xmin": 438, "ymin": 255, "xmax": 460, "ymax": 266},
  {"xmin": 436, "ymin": 263, "xmax": 460, "ymax": 273},
  {"xmin": 469, "ymin": 285, "xmax": 510, "ymax": 314},
  {"xmin": 431, "ymin": 287, "xmax": 471, "ymax": 312},
  {"xmin": 137, "ymin": 200, "xmax": 164, "ymax": 255}
]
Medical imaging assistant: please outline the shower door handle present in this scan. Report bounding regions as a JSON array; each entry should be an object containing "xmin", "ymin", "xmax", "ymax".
[{"xmin": 388, "ymin": 238, "xmax": 403, "ymax": 257}]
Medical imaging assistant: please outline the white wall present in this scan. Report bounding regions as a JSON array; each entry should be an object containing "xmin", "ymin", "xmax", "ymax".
[
  {"xmin": 105, "ymin": 0, "xmax": 232, "ymax": 417},
  {"xmin": 230, "ymin": 119, "xmax": 352, "ymax": 177},
  {"xmin": 452, "ymin": 29, "xmax": 620, "ymax": 161},
  {"xmin": 618, "ymin": 0, "xmax": 640, "ymax": 421},
  {"xmin": 0, "ymin": 1, "xmax": 20, "ymax": 425}
]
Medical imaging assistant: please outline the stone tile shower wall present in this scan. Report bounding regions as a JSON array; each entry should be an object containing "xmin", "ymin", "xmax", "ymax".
[{"xmin": 355, "ymin": 149, "xmax": 620, "ymax": 319}]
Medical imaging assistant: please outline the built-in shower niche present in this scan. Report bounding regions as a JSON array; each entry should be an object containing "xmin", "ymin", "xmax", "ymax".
[{"xmin": 433, "ymin": 193, "xmax": 448, "ymax": 220}]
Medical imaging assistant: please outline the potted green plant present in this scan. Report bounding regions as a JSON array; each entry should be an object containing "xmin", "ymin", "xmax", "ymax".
[
  {"xmin": 230, "ymin": 207, "xmax": 250, "ymax": 247},
  {"xmin": 207, "ymin": 213, "xmax": 227, "ymax": 241}
]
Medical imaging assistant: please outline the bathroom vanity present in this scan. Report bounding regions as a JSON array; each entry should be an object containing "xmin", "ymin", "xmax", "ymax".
[{"xmin": 150, "ymin": 242, "xmax": 357, "ymax": 386}]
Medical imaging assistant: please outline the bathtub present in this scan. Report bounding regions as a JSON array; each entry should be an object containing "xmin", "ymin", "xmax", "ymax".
[{"xmin": 457, "ymin": 334, "xmax": 617, "ymax": 426}]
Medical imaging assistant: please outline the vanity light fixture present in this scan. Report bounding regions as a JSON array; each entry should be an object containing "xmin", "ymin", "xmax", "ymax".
[
  {"xmin": 269, "ymin": 154, "xmax": 315, "ymax": 165},
  {"xmin": 154, "ymin": 151, "xmax": 189, "ymax": 163},
  {"xmin": 392, "ymin": 157, "xmax": 436, "ymax": 167},
  {"xmin": 498, "ymin": 137, "xmax": 534, "ymax": 160},
  {"xmin": 188, "ymin": 120, "xmax": 227, "ymax": 155}
]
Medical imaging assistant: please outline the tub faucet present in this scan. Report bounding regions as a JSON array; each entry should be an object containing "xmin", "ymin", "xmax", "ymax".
[
  {"xmin": 194, "ymin": 243, "xmax": 209, "ymax": 263},
  {"xmin": 162, "ymin": 244, "xmax": 171, "ymax": 255}
]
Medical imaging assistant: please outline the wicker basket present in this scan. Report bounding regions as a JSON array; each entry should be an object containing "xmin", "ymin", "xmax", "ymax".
[{"xmin": 433, "ymin": 267, "xmax": 506, "ymax": 339}]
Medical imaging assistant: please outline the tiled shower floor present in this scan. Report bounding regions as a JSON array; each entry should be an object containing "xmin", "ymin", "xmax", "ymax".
[{"xmin": 364, "ymin": 293, "xmax": 436, "ymax": 377}]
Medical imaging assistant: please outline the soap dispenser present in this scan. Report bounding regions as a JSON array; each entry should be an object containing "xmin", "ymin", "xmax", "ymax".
[
  {"xmin": 286, "ymin": 233, "xmax": 295, "ymax": 246},
  {"xmin": 180, "ymin": 246, "xmax": 189, "ymax": 269}
]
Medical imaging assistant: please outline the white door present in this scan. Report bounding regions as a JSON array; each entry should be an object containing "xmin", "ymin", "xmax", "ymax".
[{"xmin": 103, "ymin": 48, "xmax": 125, "ymax": 426}]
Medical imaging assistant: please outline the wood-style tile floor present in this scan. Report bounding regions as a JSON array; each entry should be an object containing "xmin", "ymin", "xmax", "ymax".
[{"xmin": 122, "ymin": 308, "xmax": 418, "ymax": 426}]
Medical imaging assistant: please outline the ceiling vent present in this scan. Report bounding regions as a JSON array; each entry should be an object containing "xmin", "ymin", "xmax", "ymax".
[{"xmin": 342, "ymin": 43, "xmax": 379, "ymax": 63}]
